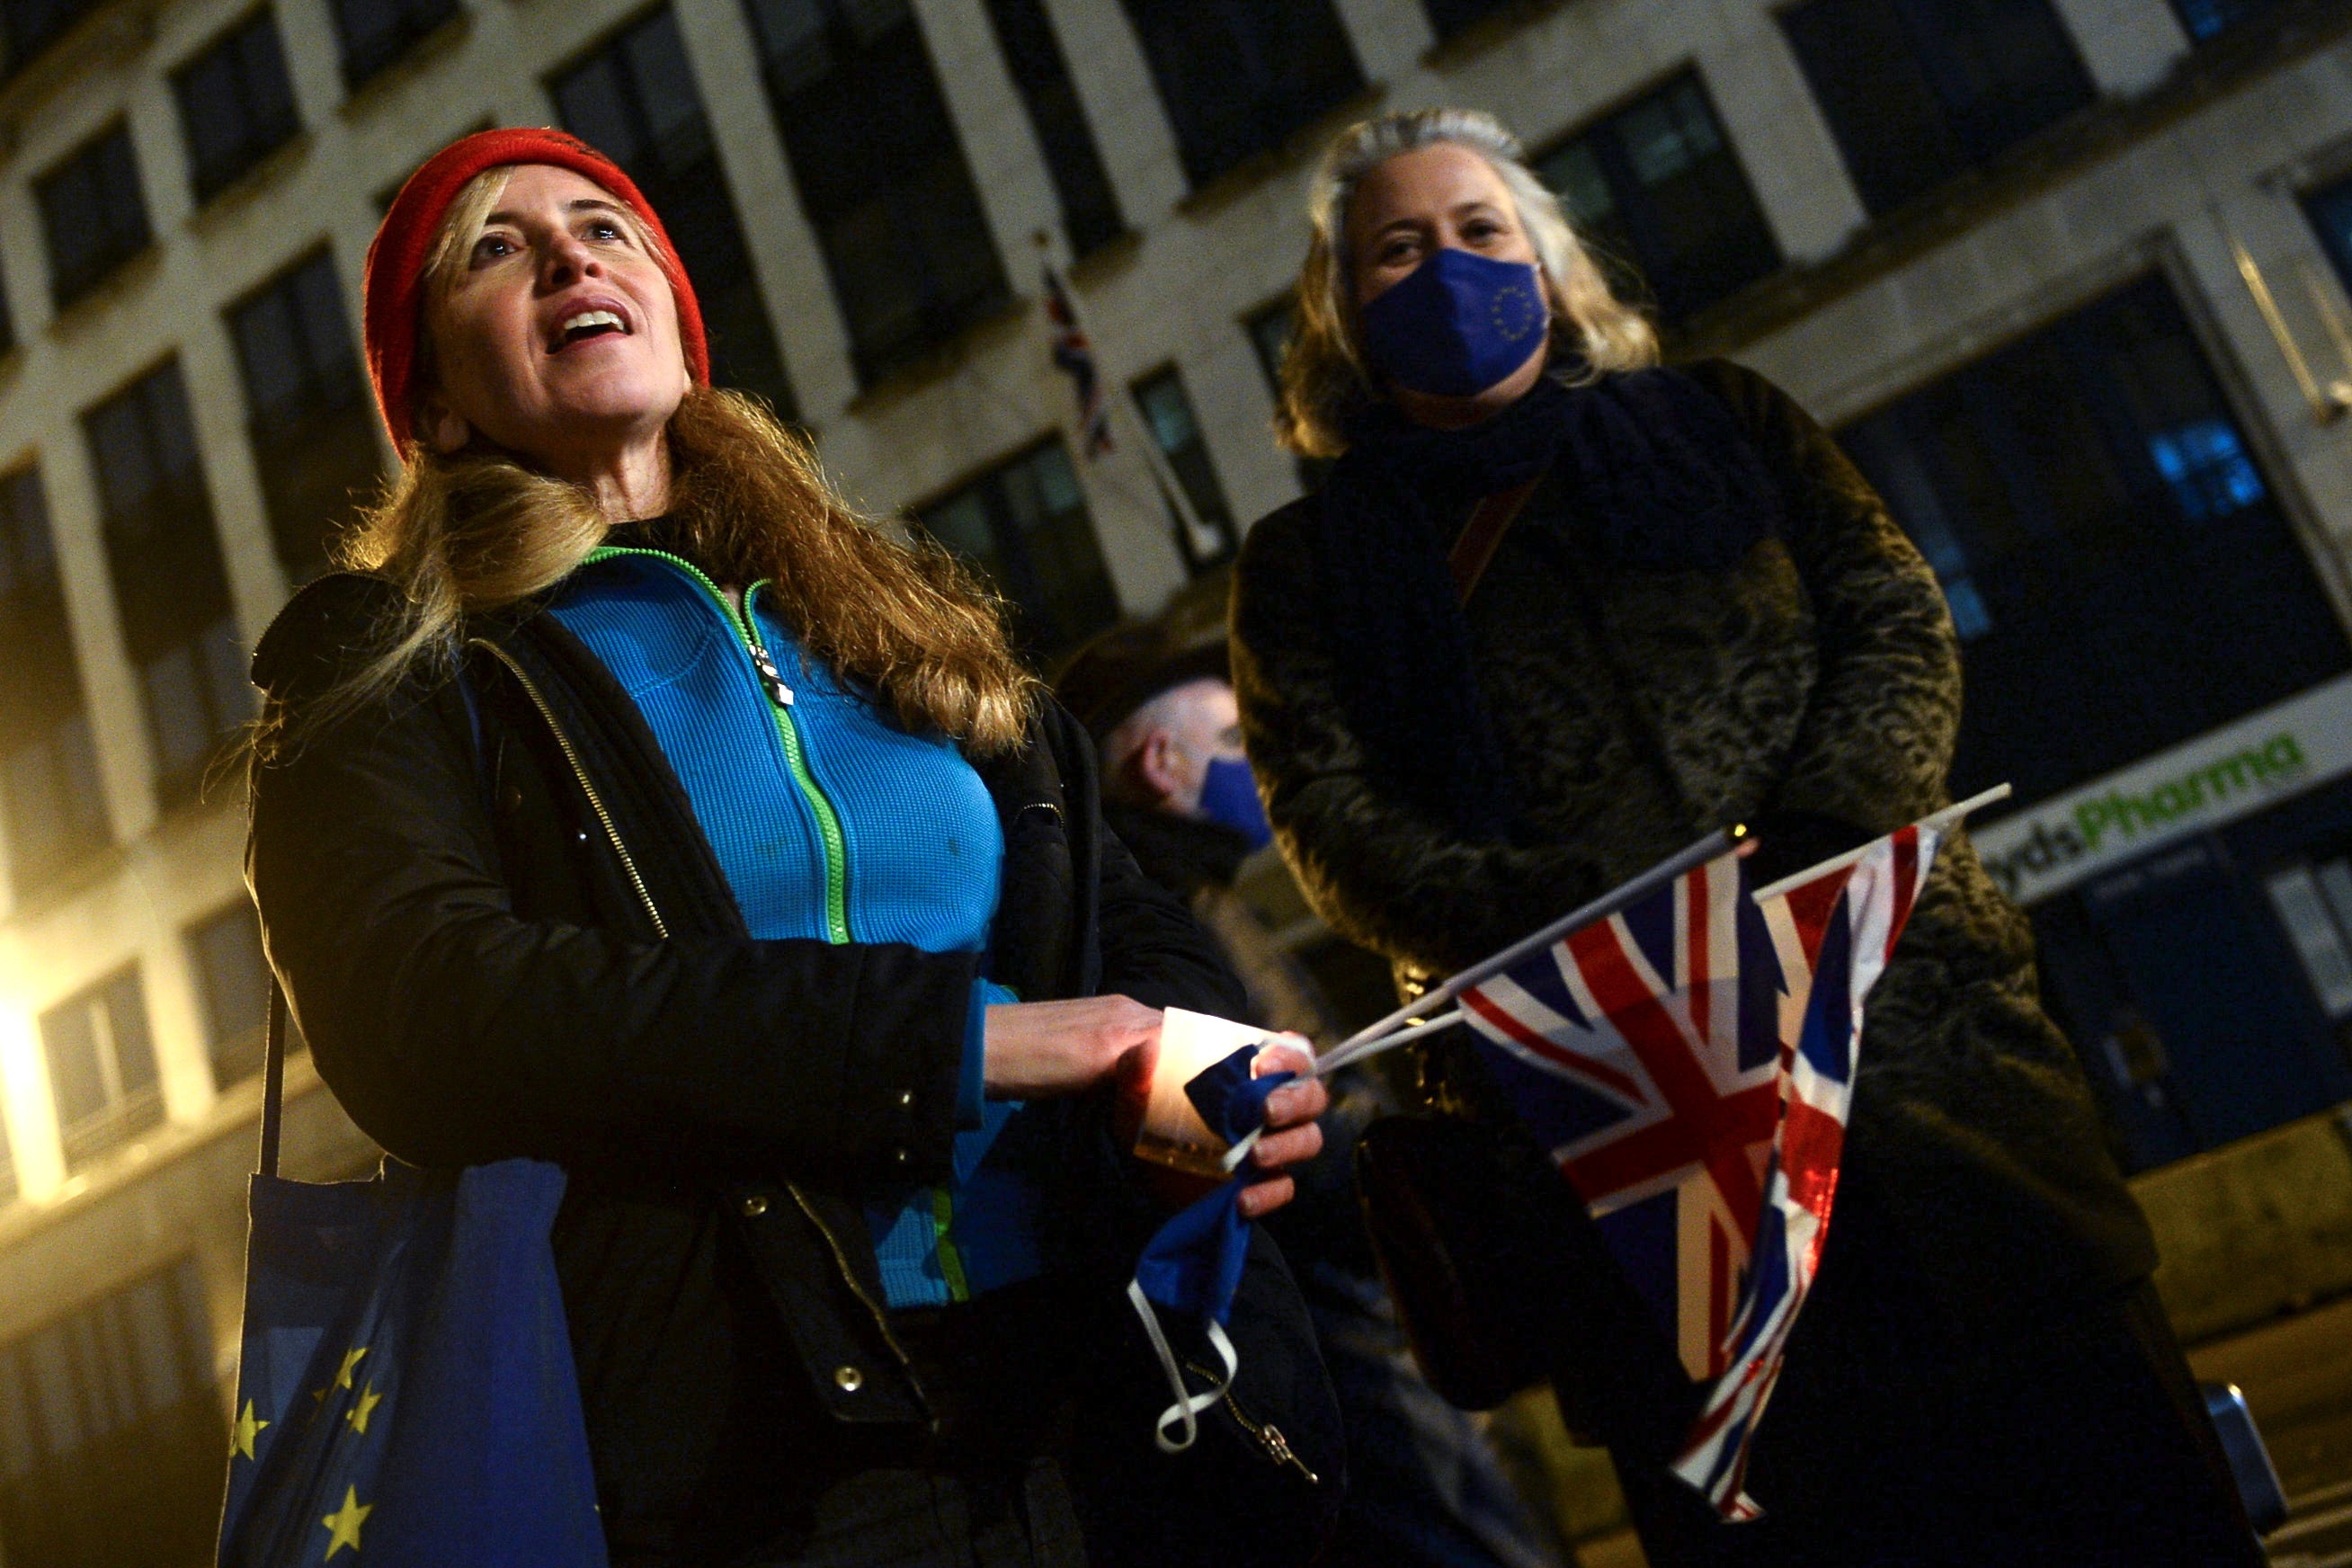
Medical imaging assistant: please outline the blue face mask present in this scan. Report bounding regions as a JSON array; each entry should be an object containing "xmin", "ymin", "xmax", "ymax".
[
  {"xmin": 1197, "ymin": 757, "xmax": 1272, "ymax": 851},
  {"xmin": 1359, "ymin": 247, "xmax": 1549, "ymax": 398}
]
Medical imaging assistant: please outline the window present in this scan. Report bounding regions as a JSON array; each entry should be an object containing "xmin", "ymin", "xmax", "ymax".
[
  {"xmin": 188, "ymin": 902, "xmax": 280, "ymax": 1089},
  {"xmin": 2305, "ymin": 173, "xmax": 2352, "ymax": 298},
  {"xmin": 1534, "ymin": 74, "xmax": 1781, "ymax": 324},
  {"xmin": 1132, "ymin": 367, "xmax": 1236, "ymax": 573},
  {"xmin": 1837, "ymin": 272, "xmax": 2351, "ymax": 809},
  {"xmin": 1421, "ymin": 0, "xmax": 1518, "ymax": 37},
  {"xmin": 35, "ymin": 123, "xmax": 151, "ymax": 310},
  {"xmin": 1118, "ymin": 0, "xmax": 1364, "ymax": 189},
  {"xmin": 554, "ymin": 8, "xmax": 797, "ymax": 420},
  {"xmin": 0, "ymin": 469, "xmax": 107, "ymax": 895},
  {"xmin": 918, "ymin": 439, "xmax": 1118, "ymax": 663},
  {"xmin": 744, "ymin": 0, "xmax": 1008, "ymax": 385},
  {"xmin": 984, "ymin": 0, "xmax": 1122, "ymax": 259},
  {"xmin": 2170, "ymin": 0, "xmax": 2278, "ymax": 40},
  {"xmin": 1780, "ymin": 0, "xmax": 2095, "ymax": 218},
  {"xmin": 173, "ymin": 9, "xmax": 300, "ymax": 202},
  {"xmin": 82, "ymin": 363, "xmax": 249, "ymax": 808},
  {"xmin": 227, "ymin": 252, "xmax": 379, "ymax": 582},
  {"xmin": 327, "ymin": 0, "xmax": 458, "ymax": 87},
  {"xmin": 0, "ymin": 1259, "xmax": 220, "ymax": 1567},
  {"xmin": 1244, "ymin": 297, "xmax": 1329, "ymax": 492},
  {"xmin": 0, "ymin": 0, "xmax": 102, "ymax": 76},
  {"xmin": 40, "ymin": 967, "xmax": 159, "ymax": 1171}
]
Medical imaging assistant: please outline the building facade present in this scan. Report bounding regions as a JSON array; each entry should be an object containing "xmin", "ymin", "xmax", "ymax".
[{"xmin": 0, "ymin": 0, "xmax": 2347, "ymax": 1558}]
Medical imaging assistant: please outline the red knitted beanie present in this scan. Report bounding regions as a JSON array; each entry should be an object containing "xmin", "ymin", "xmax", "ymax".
[{"xmin": 362, "ymin": 128, "xmax": 711, "ymax": 450}]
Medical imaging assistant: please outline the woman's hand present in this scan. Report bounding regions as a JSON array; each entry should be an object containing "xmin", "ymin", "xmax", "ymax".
[
  {"xmin": 984, "ymin": 995, "xmax": 1162, "ymax": 1100},
  {"xmin": 1237, "ymin": 1039, "xmax": 1329, "ymax": 1219}
]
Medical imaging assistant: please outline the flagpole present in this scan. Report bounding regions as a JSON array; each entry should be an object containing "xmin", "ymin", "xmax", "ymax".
[
  {"xmin": 1315, "ymin": 828, "xmax": 1742, "ymax": 1072},
  {"xmin": 1748, "ymin": 783, "xmax": 2012, "ymax": 904}
]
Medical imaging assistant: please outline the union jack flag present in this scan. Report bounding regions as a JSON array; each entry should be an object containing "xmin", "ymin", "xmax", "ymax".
[
  {"xmin": 1459, "ymin": 823, "xmax": 1941, "ymax": 1519},
  {"xmin": 1042, "ymin": 265, "xmax": 1112, "ymax": 458}
]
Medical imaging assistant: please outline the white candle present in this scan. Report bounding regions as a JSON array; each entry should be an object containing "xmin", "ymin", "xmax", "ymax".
[{"xmin": 1134, "ymin": 1008, "xmax": 1271, "ymax": 1178}]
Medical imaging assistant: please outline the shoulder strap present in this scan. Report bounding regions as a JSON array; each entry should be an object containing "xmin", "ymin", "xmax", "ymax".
[{"xmin": 1448, "ymin": 474, "xmax": 1545, "ymax": 607}]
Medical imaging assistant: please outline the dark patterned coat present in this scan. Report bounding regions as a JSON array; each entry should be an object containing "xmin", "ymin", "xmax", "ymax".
[{"xmin": 1229, "ymin": 358, "xmax": 2157, "ymax": 1332}]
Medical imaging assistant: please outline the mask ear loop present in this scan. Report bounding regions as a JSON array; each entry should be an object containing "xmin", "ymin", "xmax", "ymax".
[{"xmin": 1126, "ymin": 1278, "xmax": 1239, "ymax": 1454}]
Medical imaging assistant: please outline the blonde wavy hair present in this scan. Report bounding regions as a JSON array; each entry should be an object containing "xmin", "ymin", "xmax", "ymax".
[
  {"xmin": 311, "ymin": 168, "xmax": 1038, "ymax": 755},
  {"xmin": 1276, "ymin": 108, "xmax": 1660, "ymax": 459}
]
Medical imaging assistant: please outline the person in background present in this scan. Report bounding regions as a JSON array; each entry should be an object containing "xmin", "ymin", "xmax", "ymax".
[
  {"xmin": 1060, "ymin": 623, "xmax": 1567, "ymax": 1568},
  {"xmin": 1230, "ymin": 107, "xmax": 2262, "ymax": 1566}
]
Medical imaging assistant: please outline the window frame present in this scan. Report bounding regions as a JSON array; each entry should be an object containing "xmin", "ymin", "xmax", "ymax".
[
  {"xmin": 0, "ymin": 464, "xmax": 108, "ymax": 897},
  {"xmin": 913, "ymin": 434, "xmax": 1121, "ymax": 664},
  {"xmin": 1129, "ymin": 363, "xmax": 1237, "ymax": 575},
  {"xmin": 327, "ymin": 0, "xmax": 460, "ymax": 89},
  {"xmin": 170, "ymin": 5, "xmax": 302, "ymax": 204},
  {"xmin": 38, "ymin": 965, "xmax": 161, "ymax": 1172},
  {"xmin": 34, "ymin": 120, "xmax": 153, "ymax": 311}
]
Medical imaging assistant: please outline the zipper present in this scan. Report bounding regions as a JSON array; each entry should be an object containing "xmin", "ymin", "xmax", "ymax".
[
  {"xmin": 469, "ymin": 628, "xmax": 922, "ymax": 1403},
  {"xmin": 586, "ymin": 548, "xmax": 851, "ymax": 945},
  {"xmin": 468, "ymin": 637, "xmax": 667, "ymax": 941},
  {"xmin": 1187, "ymin": 1358, "xmax": 1320, "ymax": 1483}
]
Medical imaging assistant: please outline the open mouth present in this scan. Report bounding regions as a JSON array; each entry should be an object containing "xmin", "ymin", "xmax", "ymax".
[{"xmin": 550, "ymin": 309, "xmax": 630, "ymax": 352}]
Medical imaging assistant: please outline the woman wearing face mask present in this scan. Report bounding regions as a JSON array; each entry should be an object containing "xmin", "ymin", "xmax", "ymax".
[
  {"xmin": 1230, "ymin": 110, "xmax": 2260, "ymax": 1566},
  {"xmin": 248, "ymin": 129, "xmax": 1341, "ymax": 1568}
]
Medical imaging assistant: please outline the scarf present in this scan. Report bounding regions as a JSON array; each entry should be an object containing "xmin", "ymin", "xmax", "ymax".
[{"xmin": 1314, "ymin": 367, "xmax": 1784, "ymax": 838}]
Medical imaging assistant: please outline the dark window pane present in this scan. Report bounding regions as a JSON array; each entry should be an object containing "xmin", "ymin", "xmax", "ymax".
[
  {"xmin": 2169, "ymin": 0, "xmax": 2277, "ymax": 40},
  {"xmin": 1837, "ymin": 272, "xmax": 2352, "ymax": 811},
  {"xmin": 554, "ymin": 8, "xmax": 797, "ymax": 419},
  {"xmin": 1243, "ymin": 297, "xmax": 1330, "ymax": 492},
  {"xmin": 0, "ymin": 0, "xmax": 101, "ymax": 76},
  {"xmin": 188, "ymin": 901, "xmax": 287, "ymax": 1089},
  {"xmin": 39, "ymin": 966, "xmax": 162, "ymax": 1170},
  {"xmin": 227, "ymin": 251, "xmax": 378, "ymax": 581},
  {"xmin": 327, "ymin": 0, "xmax": 458, "ymax": 87},
  {"xmin": 916, "ymin": 438, "xmax": 1118, "ymax": 663},
  {"xmin": 172, "ymin": 9, "xmax": 300, "ymax": 202},
  {"xmin": 0, "ymin": 468, "xmax": 107, "ymax": 893},
  {"xmin": 746, "ymin": 0, "xmax": 1010, "ymax": 384},
  {"xmin": 81, "ymin": 364, "xmax": 247, "ymax": 808},
  {"xmin": 1533, "ymin": 73, "xmax": 1781, "ymax": 323},
  {"xmin": 1132, "ymin": 366, "xmax": 1235, "ymax": 573},
  {"xmin": 35, "ymin": 124, "xmax": 152, "ymax": 310},
  {"xmin": 1421, "ymin": 0, "xmax": 1517, "ymax": 38},
  {"xmin": 1782, "ymin": 0, "xmax": 2093, "ymax": 218},
  {"xmin": 983, "ymin": 0, "xmax": 1122, "ymax": 258},
  {"xmin": 2306, "ymin": 174, "xmax": 2352, "ymax": 299},
  {"xmin": 0, "ymin": 1259, "xmax": 219, "ymax": 1566},
  {"xmin": 1119, "ymin": 0, "xmax": 1364, "ymax": 189}
]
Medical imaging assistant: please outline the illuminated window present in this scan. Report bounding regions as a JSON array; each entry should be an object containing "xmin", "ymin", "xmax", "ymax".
[
  {"xmin": 1119, "ymin": 0, "xmax": 1363, "ymax": 188},
  {"xmin": 984, "ymin": 0, "xmax": 1122, "ymax": 259},
  {"xmin": 227, "ymin": 250, "xmax": 378, "ymax": 583},
  {"xmin": 0, "ymin": 468, "xmax": 106, "ymax": 895},
  {"xmin": 1781, "ymin": 0, "xmax": 2094, "ymax": 218},
  {"xmin": 327, "ymin": 0, "xmax": 457, "ymax": 87},
  {"xmin": 1533, "ymin": 73, "xmax": 1780, "ymax": 324},
  {"xmin": 918, "ymin": 439, "xmax": 1118, "ymax": 664},
  {"xmin": 35, "ymin": 122, "xmax": 151, "ymax": 310},
  {"xmin": 40, "ymin": 967, "xmax": 159, "ymax": 1172},
  {"xmin": 1131, "ymin": 366, "xmax": 1236, "ymax": 573},
  {"xmin": 173, "ymin": 9, "xmax": 300, "ymax": 202},
  {"xmin": 553, "ymin": 7, "xmax": 797, "ymax": 419},
  {"xmin": 0, "ymin": 1259, "xmax": 220, "ymax": 1564},
  {"xmin": 82, "ymin": 362, "xmax": 249, "ymax": 808}
]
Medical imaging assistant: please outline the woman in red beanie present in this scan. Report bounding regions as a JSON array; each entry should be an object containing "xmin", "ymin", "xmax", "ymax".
[{"xmin": 246, "ymin": 129, "xmax": 1340, "ymax": 1566}]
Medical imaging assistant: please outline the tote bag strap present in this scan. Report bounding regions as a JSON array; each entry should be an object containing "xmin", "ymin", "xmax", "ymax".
[
  {"xmin": 259, "ymin": 979, "xmax": 289, "ymax": 1178},
  {"xmin": 1448, "ymin": 473, "xmax": 1545, "ymax": 607}
]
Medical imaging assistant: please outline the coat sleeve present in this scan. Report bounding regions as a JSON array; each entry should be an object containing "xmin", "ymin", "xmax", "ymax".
[
  {"xmin": 246, "ymin": 579, "xmax": 975, "ymax": 1179},
  {"xmin": 1230, "ymin": 504, "xmax": 1614, "ymax": 977},
  {"xmin": 1690, "ymin": 358, "xmax": 1962, "ymax": 840}
]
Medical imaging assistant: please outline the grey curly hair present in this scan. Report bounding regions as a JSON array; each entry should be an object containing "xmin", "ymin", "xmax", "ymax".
[{"xmin": 1274, "ymin": 107, "xmax": 1659, "ymax": 459}]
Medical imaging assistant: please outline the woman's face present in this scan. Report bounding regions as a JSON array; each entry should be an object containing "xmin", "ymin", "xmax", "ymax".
[
  {"xmin": 422, "ymin": 164, "xmax": 687, "ymax": 470},
  {"xmin": 1347, "ymin": 142, "xmax": 1538, "ymax": 307}
]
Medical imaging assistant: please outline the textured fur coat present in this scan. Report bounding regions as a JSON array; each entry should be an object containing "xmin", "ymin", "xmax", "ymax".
[{"xmin": 1231, "ymin": 358, "xmax": 2156, "ymax": 1323}]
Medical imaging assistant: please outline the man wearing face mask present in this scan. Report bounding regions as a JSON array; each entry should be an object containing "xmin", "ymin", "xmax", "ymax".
[
  {"xmin": 1058, "ymin": 625, "xmax": 1570, "ymax": 1568},
  {"xmin": 1232, "ymin": 108, "xmax": 2262, "ymax": 1566}
]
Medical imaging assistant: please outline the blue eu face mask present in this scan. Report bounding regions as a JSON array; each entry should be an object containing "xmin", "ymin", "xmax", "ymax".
[
  {"xmin": 1197, "ymin": 757, "xmax": 1272, "ymax": 851},
  {"xmin": 1359, "ymin": 247, "xmax": 1550, "ymax": 398}
]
